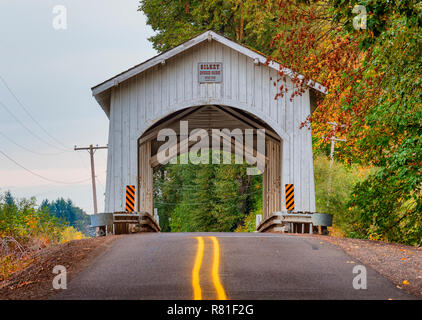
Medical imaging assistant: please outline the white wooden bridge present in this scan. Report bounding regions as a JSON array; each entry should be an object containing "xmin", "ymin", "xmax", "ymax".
[{"xmin": 89, "ymin": 31, "xmax": 332, "ymax": 234}]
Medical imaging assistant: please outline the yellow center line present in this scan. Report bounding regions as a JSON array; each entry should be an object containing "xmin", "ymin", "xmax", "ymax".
[
  {"xmin": 192, "ymin": 236, "xmax": 204, "ymax": 300},
  {"xmin": 210, "ymin": 236, "xmax": 227, "ymax": 300}
]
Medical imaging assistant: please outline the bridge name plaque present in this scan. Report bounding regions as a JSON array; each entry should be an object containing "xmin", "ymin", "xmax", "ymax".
[{"xmin": 198, "ymin": 62, "xmax": 223, "ymax": 83}]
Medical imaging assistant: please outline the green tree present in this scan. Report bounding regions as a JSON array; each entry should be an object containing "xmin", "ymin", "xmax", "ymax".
[
  {"xmin": 154, "ymin": 151, "xmax": 262, "ymax": 232},
  {"xmin": 328, "ymin": 1, "xmax": 422, "ymax": 244},
  {"xmin": 139, "ymin": 0, "xmax": 282, "ymax": 53},
  {"xmin": 0, "ymin": 191, "xmax": 65, "ymax": 243},
  {"xmin": 266, "ymin": 0, "xmax": 421, "ymax": 244},
  {"xmin": 41, "ymin": 198, "xmax": 91, "ymax": 235}
]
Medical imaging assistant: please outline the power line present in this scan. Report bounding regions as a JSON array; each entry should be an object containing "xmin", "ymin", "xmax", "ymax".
[
  {"xmin": 0, "ymin": 99, "xmax": 70, "ymax": 152},
  {"xmin": 96, "ymin": 174, "xmax": 106, "ymax": 196},
  {"xmin": 0, "ymin": 149, "xmax": 91, "ymax": 185},
  {"xmin": 154, "ymin": 188, "xmax": 263, "ymax": 205},
  {"xmin": 0, "ymin": 75, "xmax": 72, "ymax": 151},
  {"xmin": 0, "ymin": 76, "xmax": 93, "ymax": 173},
  {"xmin": 155, "ymin": 183, "xmax": 263, "ymax": 191},
  {"xmin": 0, "ymin": 131, "xmax": 67, "ymax": 156}
]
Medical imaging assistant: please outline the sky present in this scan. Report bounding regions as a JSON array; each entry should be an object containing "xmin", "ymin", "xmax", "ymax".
[{"xmin": 0, "ymin": 1, "xmax": 156, "ymax": 213}]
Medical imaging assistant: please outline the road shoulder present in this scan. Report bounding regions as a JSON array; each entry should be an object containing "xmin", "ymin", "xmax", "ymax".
[
  {"xmin": 302, "ymin": 234, "xmax": 422, "ymax": 298},
  {"xmin": 0, "ymin": 236, "xmax": 119, "ymax": 300}
]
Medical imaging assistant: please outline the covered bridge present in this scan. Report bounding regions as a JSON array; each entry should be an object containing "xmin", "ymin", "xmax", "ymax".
[{"xmin": 91, "ymin": 30, "xmax": 328, "ymax": 233}]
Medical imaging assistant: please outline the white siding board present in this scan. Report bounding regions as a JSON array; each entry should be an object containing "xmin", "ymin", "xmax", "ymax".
[
  {"xmin": 135, "ymin": 75, "xmax": 141, "ymax": 132},
  {"xmin": 232, "ymin": 49, "xmax": 239, "ymax": 102},
  {"xmin": 141, "ymin": 74, "xmax": 147, "ymax": 127},
  {"xmin": 223, "ymin": 45, "xmax": 231, "ymax": 100},
  {"xmin": 269, "ymin": 69, "xmax": 278, "ymax": 122},
  {"xmin": 121, "ymin": 81, "xmax": 130, "ymax": 201},
  {"xmin": 169, "ymin": 60, "xmax": 176, "ymax": 110},
  {"xmin": 176, "ymin": 55, "xmax": 183, "ymax": 103},
  {"xmin": 301, "ymin": 93, "xmax": 310, "ymax": 211},
  {"xmin": 161, "ymin": 61, "xmax": 169, "ymax": 112},
  {"xmin": 246, "ymin": 59, "xmax": 254, "ymax": 106},
  {"xmin": 145, "ymin": 70, "xmax": 153, "ymax": 122},
  {"xmin": 293, "ymin": 93, "xmax": 302, "ymax": 211},
  {"xmin": 238, "ymin": 54, "xmax": 247, "ymax": 103},
  {"xmin": 207, "ymin": 41, "xmax": 215, "ymax": 99},
  {"xmin": 113, "ymin": 86, "xmax": 123, "ymax": 211},
  {"xmin": 262, "ymin": 67, "xmax": 270, "ymax": 116},
  {"xmin": 105, "ymin": 88, "xmax": 116, "ymax": 212},
  {"xmin": 129, "ymin": 78, "xmax": 138, "ymax": 206},
  {"xmin": 215, "ymin": 42, "xmax": 224, "ymax": 99},
  {"xmin": 199, "ymin": 43, "xmax": 208, "ymax": 99},
  {"xmin": 254, "ymin": 64, "xmax": 262, "ymax": 111},
  {"xmin": 154, "ymin": 66, "xmax": 162, "ymax": 117},
  {"xmin": 309, "ymin": 118, "xmax": 316, "ymax": 211},
  {"xmin": 284, "ymin": 89, "xmax": 293, "ymax": 209},
  {"xmin": 278, "ymin": 83, "xmax": 285, "ymax": 132},
  {"xmin": 192, "ymin": 45, "xmax": 200, "ymax": 100}
]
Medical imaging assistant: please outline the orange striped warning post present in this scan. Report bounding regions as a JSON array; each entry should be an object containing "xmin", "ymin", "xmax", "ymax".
[
  {"xmin": 125, "ymin": 185, "xmax": 135, "ymax": 212},
  {"xmin": 285, "ymin": 184, "xmax": 294, "ymax": 211}
]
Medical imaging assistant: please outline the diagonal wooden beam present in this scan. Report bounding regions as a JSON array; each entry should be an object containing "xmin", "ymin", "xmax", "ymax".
[
  {"xmin": 149, "ymin": 128, "xmax": 269, "ymax": 168},
  {"xmin": 138, "ymin": 106, "xmax": 203, "ymax": 145},
  {"xmin": 217, "ymin": 130, "xmax": 268, "ymax": 162},
  {"xmin": 149, "ymin": 130, "xmax": 209, "ymax": 168},
  {"xmin": 213, "ymin": 105, "xmax": 280, "ymax": 142}
]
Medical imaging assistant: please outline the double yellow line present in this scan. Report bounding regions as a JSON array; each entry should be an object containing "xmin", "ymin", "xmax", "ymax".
[{"xmin": 192, "ymin": 236, "xmax": 227, "ymax": 300}]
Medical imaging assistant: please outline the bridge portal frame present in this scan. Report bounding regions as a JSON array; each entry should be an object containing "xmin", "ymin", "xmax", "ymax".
[{"xmin": 91, "ymin": 30, "xmax": 324, "ymax": 218}]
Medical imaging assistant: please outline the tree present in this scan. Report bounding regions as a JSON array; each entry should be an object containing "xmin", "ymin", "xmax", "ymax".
[
  {"xmin": 154, "ymin": 151, "xmax": 262, "ymax": 232},
  {"xmin": 139, "ymin": 0, "xmax": 283, "ymax": 54},
  {"xmin": 269, "ymin": 0, "xmax": 421, "ymax": 244},
  {"xmin": 327, "ymin": 1, "xmax": 421, "ymax": 244},
  {"xmin": 0, "ymin": 191, "xmax": 66, "ymax": 243},
  {"xmin": 41, "ymin": 198, "xmax": 91, "ymax": 236}
]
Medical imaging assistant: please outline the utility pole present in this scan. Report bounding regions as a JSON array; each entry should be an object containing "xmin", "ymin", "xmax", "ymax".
[
  {"xmin": 74, "ymin": 144, "xmax": 108, "ymax": 214},
  {"xmin": 326, "ymin": 122, "xmax": 346, "ymax": 208},
  {"xmin": 328, "ymin": 122, "xmax": 346, "ymax": 168}
]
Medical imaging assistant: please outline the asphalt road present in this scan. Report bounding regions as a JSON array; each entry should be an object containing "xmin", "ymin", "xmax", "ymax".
[{"xmin": 54, "ymin": 233, "xmax": 414, "ymax": 300}]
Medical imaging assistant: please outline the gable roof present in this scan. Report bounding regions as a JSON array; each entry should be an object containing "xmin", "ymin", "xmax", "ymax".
[{"xmin": 91, "ymin": 30, "xmax": 327, "ymax": 114}]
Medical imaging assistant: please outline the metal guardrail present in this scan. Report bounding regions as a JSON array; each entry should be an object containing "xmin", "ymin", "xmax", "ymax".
[
  {"xmin": 257, "ymin": 212, "xmax": 333, "ymax": 234},
  {"xmin": 311, "ymin": 213, "xmax": 333, "ymax": 227},
  {"xmin": 113, "ymin": 213, "xmax": 141, "ymax": 223},
  {"xmin": 90, "ymin": 212, "xmax": 114, "ymax": 228},
  {"xmin": 139, "ymin": 211, "xmax": 161, "ymax": 233},
  {"xmin": 90, "ymin": 211, "xmax": 160, "ymax": 235},
  {"xmin": 256, "ymin": 215, "xmax": 284, "ymax": 233}
]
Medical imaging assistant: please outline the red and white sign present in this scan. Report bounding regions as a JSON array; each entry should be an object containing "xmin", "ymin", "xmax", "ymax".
[{"xmin": 198, "ymin": 62, "xmax": 223, "ymax": 83}]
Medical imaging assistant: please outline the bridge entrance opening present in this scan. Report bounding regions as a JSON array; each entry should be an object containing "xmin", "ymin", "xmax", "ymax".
[
  {"xmin": 138, "ymin": 105, "xmax": 282, "ymax": 232},
  {"xmin": 91, "ymin": 31, "xmax": 323, "ymax": 235}
]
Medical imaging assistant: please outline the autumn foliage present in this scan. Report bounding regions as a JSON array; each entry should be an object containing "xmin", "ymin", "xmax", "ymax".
[{"xmin": 267, "ymin": 0, "xmax": 421, "ymax": 244}]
